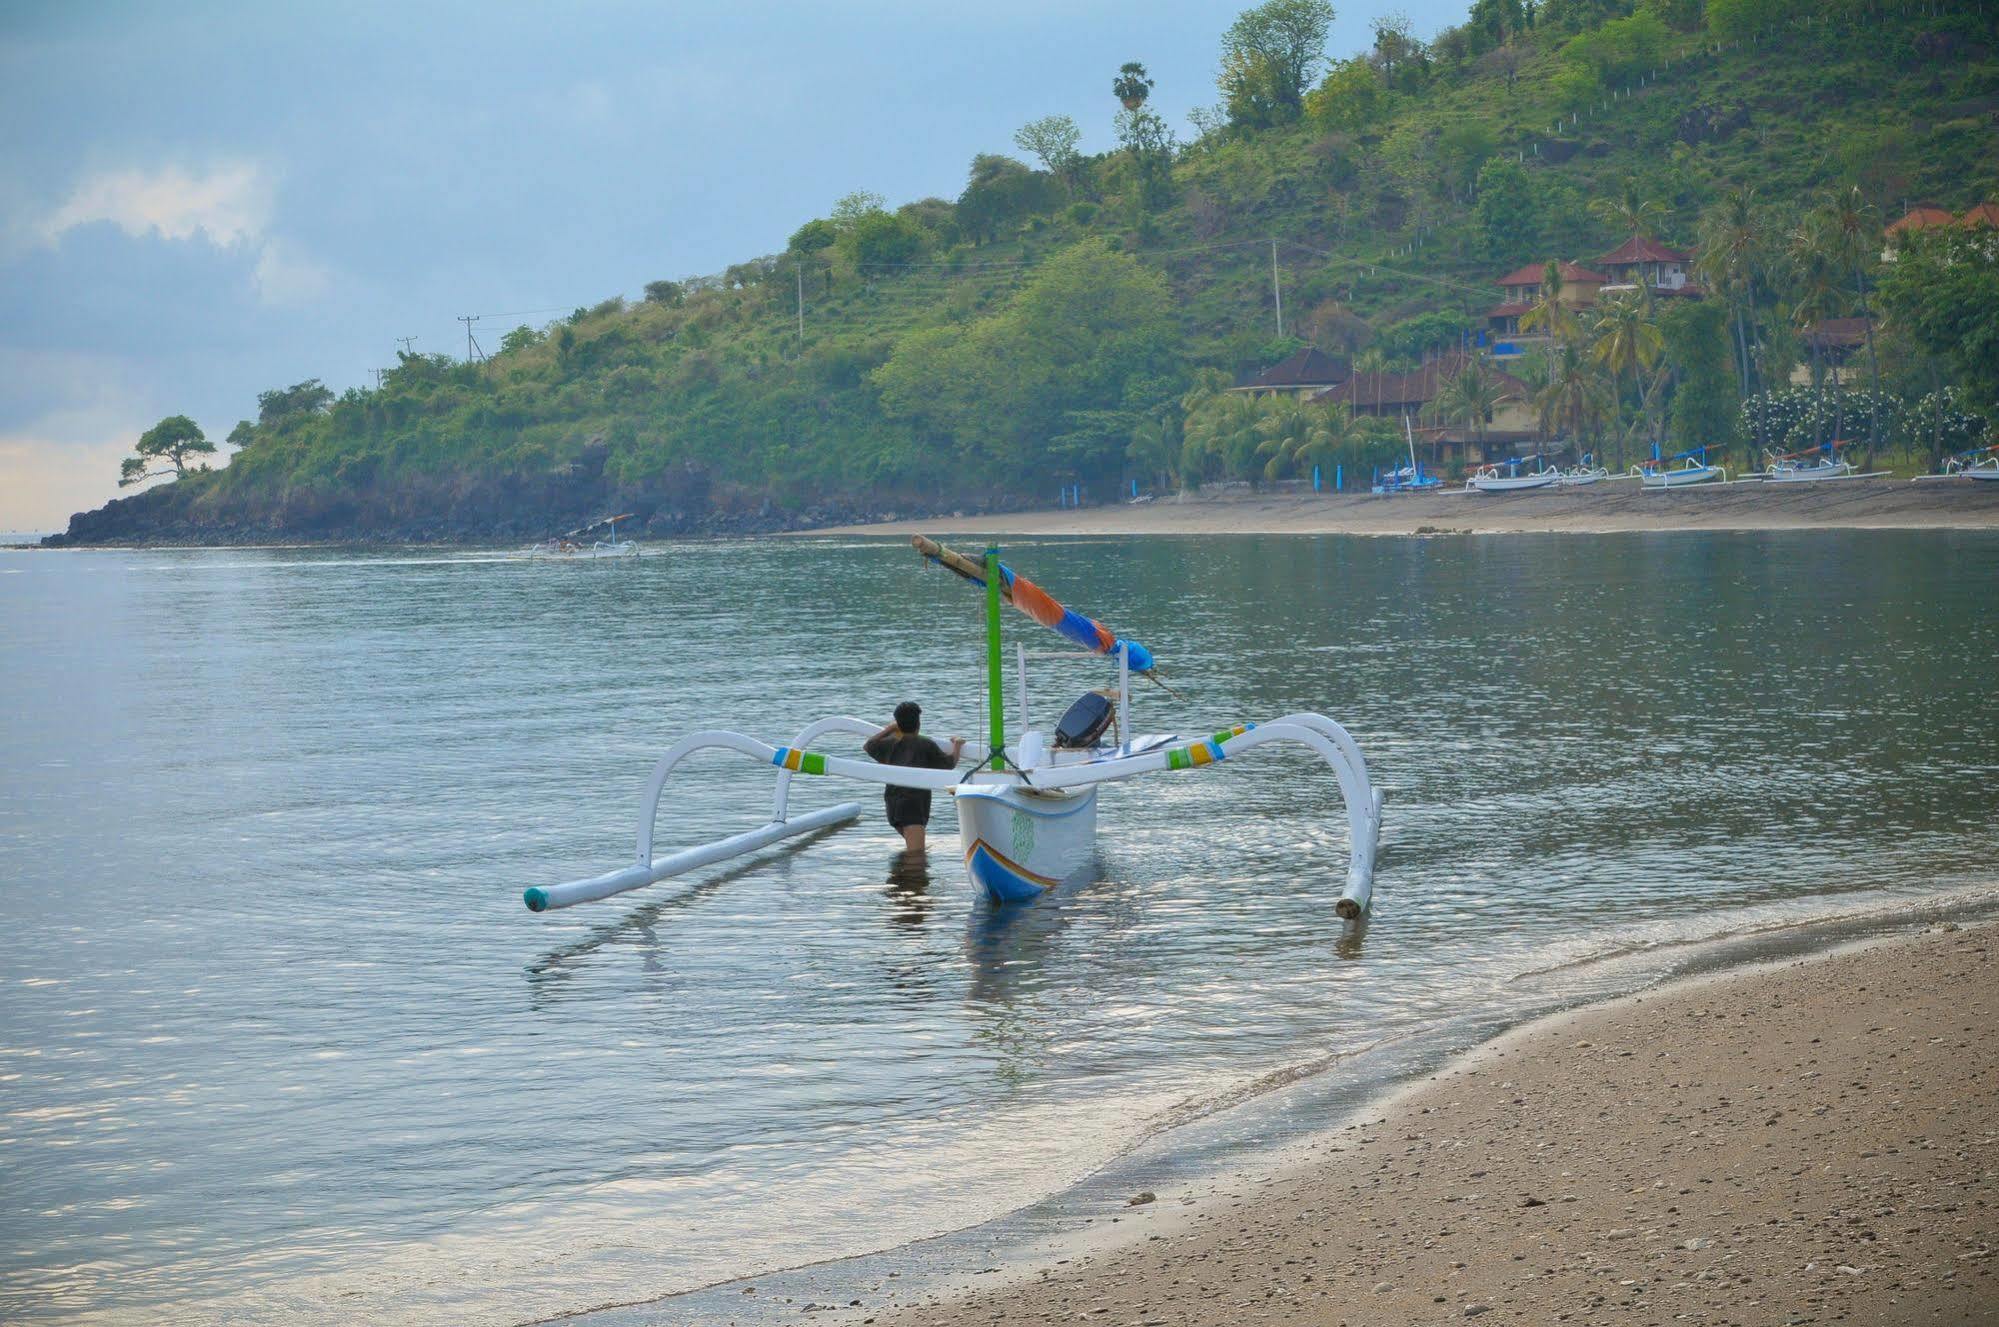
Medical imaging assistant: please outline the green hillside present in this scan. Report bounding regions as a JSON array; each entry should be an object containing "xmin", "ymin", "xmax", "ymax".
[{"xmin": 60, "ymin": 0, "xmax": 1999, "ymax": 543}]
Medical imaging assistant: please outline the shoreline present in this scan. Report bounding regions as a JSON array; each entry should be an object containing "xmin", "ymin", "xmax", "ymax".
[
  {"xmin": 866, "ymin": 921, "xmax": 1998, "ymax": 1326},
  {"xmin": 800, "ymin": 479, "xmax": 1999, "ymax": 538}
]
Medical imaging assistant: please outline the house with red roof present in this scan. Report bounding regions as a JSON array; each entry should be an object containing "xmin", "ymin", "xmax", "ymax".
[
  {"xmin": 1594, "ymin": 235, "xmax": 1698, "ymax": 296},
  {"xmin": 1485, "ymin": 261, "xmax": 1607, "ymax": 346}
]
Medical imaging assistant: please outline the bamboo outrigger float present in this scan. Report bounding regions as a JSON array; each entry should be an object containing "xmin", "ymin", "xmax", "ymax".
[{"xmin": 525, "ymin": 538, "xmax": 1383, "ymax": 920}]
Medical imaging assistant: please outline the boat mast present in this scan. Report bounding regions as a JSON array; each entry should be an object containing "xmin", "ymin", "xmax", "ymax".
[{"xmin": 985, "ymin": 546, "xmax": 1004, "ymax": 770}]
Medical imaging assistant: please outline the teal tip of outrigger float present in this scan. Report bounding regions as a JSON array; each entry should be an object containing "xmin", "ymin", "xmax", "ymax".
[{"xmin": 523, "ymin": 887, "xmax": 550, "ymax": 913}]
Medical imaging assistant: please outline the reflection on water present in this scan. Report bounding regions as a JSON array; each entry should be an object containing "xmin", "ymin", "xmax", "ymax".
[{"xmin": 1, "ymin": 532, "xmax": 1995, "ymax": 1325}]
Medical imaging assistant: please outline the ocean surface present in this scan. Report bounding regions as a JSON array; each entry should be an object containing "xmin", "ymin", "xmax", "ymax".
[{"xmin": 2, "ymin": 532, "xmax": 1995, "ymax": 1324}]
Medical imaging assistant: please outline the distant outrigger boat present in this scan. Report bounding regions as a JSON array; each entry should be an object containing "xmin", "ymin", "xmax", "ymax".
[
  {"xmin": 1754, "ymin": 440, "xmax": 1873, "ymax": 482},
  {"xmin": 525, "ymin": 537, "xmax": 1383, "ymax": 920},
  {"xmin": 1634, "ymin": 445, "xmax": 1727, "ymax": 488},
  {"xmin": 1556, "ymin": 452, "xmax": 1610, "ymax": 486},
  {"xmin": 1917, "ymin": 442, "xmax": 1999, "ymax": 482},
  {"xmin": 1373, "ymin": 417, "xmax": 1445, "ymax": 494},
  {"xmin": 524, "ymin": 513, "xmax": 641, "ymax": 559},
  {"xmin": 1465, "ymin": 453, "xmax": 1559, "ymax": 492}
]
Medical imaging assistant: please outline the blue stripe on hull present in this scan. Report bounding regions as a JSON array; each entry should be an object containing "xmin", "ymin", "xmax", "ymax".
[{"xmin": 966, "ymin": 842, "xmax": 1048, "ymax": 904}]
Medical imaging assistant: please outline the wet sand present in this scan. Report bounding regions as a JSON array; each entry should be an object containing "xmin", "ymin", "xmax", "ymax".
[
  {"xmin": 880, "ymin": 924, "xmax": 1997, "ymax": 1325},
  {"xmin": 804, "ymin": 478, "xmax": 1999, "ymax": 538}
]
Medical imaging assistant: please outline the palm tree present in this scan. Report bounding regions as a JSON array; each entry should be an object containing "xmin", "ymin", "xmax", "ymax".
[
  {"xmin": 1695, "ymin": 188, "xmax": 1771, "ymax": 447},
  {"xmin": 1589, "ymin": 176, "xmax": 1666, "ymax": 240},
  {"xmin": 1587, "ymin": 289, "xmax": 1664, "ymax": 465},
  {"xmin": 1818, "ymin": 185, "xmax": 1885, "ymax": 460},
  {"xmin": 1425, "ymin": 355, "xmax": 1507, "ymax": 464},
  {"xmin": 1520, "ymin": 261, "xmax": 1582, "ymax": 348},
  {"xmin": 1786, "ymin": 208, "xmax": 1847, "ymax": 448},
  {"xmin": 1184, "ymin": 391, "xmax": 1264, "ymax": 482},
  {"xmin": 1114, "ymin": 62, "xmax": 1154, "ymax": 110},
  {"xmin": 1536, "ymin": 341, "xmax": 1607, "ymax": 460},
  {"xmin": 1254, "ymin": 395, "xmax": 1311, "ymax": 480}
]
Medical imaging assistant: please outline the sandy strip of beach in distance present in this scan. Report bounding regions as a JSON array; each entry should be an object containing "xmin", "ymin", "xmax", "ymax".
[
  {"xmin": 874, "ymin": 924, "xmax": 1996, "ymax": 1326},
  {"xmin": 800, "ymin": 479, "xmax": 1999, "ymax": 539}
]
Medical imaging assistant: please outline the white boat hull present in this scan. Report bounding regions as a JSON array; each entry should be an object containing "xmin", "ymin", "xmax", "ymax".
[
  {"xmin": 1640, "ymin": 464, "xmax": 1725, "ymax": 488},
  {"xmin": 1763, "ymin": 461, "xmax": 1854, "ymax": 482},
  {"xmin": 1468, "ymin": 471, "xmax": 1558, "ymax": 492},
  {"xmin": 1557, "ymin": 469, "xmax": 1607, "ymax": 486},
  {"xmin": 1965, "ymin": 466, "xmax": 1999, "ymax": 482},
  {"xmin": 955, "ymin": 781, "xmax": 1098, "ymax": 903}
]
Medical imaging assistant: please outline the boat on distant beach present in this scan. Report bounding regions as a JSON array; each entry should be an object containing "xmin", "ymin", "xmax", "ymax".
[
  {"xmin": 1945, "ymin": 443, "xmax": 1999, "ymax": 481},
  {"xmin": 523, "ymin": 513, "xmax": 641, "ymax": 559},
  {"xmin": 1756, "ymin": 440, "xmax": 1860, "ymax": 482},
  {"xmin": 525, "ymin": 537, "xmax": 1383, "ymax": 920},
  {"xmin": 1374, "ymin": 417, "xmax": 1446, "ymax": 494},
  {"xmin": 1557, "ymin": 453, "xmax": 1611, "ymax": 486},
  {"xmin": 1466, "ymin": 453, "xmax": 1559, "ymax": 492},
  {"xmin": 1634, "ymin": 445, "xmax": 1727, "ymax": 488}
]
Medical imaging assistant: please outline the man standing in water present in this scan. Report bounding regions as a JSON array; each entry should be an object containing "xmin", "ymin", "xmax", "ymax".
[{"xmin": 863, "ymin": 701, "xmax": 965, "ymax": 852}]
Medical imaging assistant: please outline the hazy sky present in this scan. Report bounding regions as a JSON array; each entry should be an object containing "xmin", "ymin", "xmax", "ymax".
[{"xmin": 1, "ymin": 0, "xmax": 1465, "ymax": 530}]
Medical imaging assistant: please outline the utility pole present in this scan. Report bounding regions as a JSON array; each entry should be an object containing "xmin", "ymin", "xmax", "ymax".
[
  {"xmin": 458, "ymin": 315, "xmax": 485, "ymax": 363},
  {"xmin": 1271, "ymin": 237, "xmax": 1284, "ymax": 339},
  {"xmin": 372, "ymin": 368, "xmax": 386, "ymax": 388},
  {"xmin": 395, "ymin": 336, "xmax": 418, "ymax": 357},
  {"xmin": 796, "ymin": 265, "xmax": 805, "ymax": 350}
]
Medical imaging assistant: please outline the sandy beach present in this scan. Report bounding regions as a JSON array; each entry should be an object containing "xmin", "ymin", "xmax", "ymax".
[
  {"xmin": 804, "ymin": 479, "xmax": 1999, "ymax": 539},
  {"xmin": 879, "ymin": 923, "xmax": 1997, "ymax": 1326}
]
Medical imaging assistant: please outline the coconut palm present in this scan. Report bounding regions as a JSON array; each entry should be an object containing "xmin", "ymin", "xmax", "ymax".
[
  {"xmin": 1114, "ymin": 62, "xmax": 1154, "ymax": 110},
  {"xmin": 1519, "ymin": 261, "xmax": 1582, "ymax": 347},
  {"xmin": 1253, "ymin": 394, "xmax": 1310, "ymax": 480},
  {"xmin": 1535, "ymin": 340, "xmax": 1608, "ymax": 458},
  {"xmin": 1184, "ymin": 391, "xmax": 1264, "ymax": 482},
  {"xmin": 1587, "ymin": 290, "xmax": 1668, "ymax": 465},
  {"xmin": 1589, "ymin": 176, "xmax": 1667, "ymax": 240},
  {"xmin": 1817, "ymin": 185, "xmax": 1885, "ymax": 458},
  {"xmin": 1424, "ymin": 354, "xmax": 1507, "ymax": 461},
  {"xmin": 1786, "ymin": 209, "xmax": 1848, "ymax": 446},
  {"xmin": 1694, "ymin": 188, "xmax": 1771, "ymax": 442}
]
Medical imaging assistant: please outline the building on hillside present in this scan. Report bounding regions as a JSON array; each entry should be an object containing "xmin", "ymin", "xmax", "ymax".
[
  {"xmin": 1883, "ymin": 204, "xmax": 1963, "ymax": 259},
  {"xmin": 1232, "ymin": 346, "xmax": 1352, "ymax": 397},
  {"xmin": 1485, "ymin": 261, "xmax": 1606, "ymax": 355},
  {"xmin": 1791, "ymin": 317, "xmax": 1877, "ymax": 387},
  {"xmin": 1311, "ymin": 350, "xmax": 1541, "ymax": 470},
  {"xmin": 1594, "ymin": 235, "xmax": 1699, "ymax": 296}
]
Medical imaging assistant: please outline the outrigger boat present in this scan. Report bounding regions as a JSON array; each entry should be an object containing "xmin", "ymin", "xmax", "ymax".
[
  {"xmin": 525, "ymin": 537, "xmax": 1383, "ymax": 919},
  {"xmin": 1633, "ymin": 445, "xmax": 1727, "ymax": 488},
  {"xmin": 524, "ymin": 513, "xmax": 641, "ymax": 559},
  {"xmin": 1755, "ymin": 440, "xmax": 1864, "ymax": 482},
  {"xmin": 1373, "ymin": 418, "xmax": 1445, "ymax": 494},
  {"xmin": 1914, "ymin": 442, "xmax": 1999, "ymax": 482},
  {"xmin": 1556, "ymin": 452, "xmax": 1610, "ymax": 486},
  {"xmin": 1465, "ymin": 453, "xmax": 1559, "ymax": 492}
]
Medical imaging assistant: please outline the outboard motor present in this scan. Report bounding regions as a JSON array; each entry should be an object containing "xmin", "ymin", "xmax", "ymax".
[{"xmin": 1053, "ymin": 692, "xmax": 1115, "ymax": 749}]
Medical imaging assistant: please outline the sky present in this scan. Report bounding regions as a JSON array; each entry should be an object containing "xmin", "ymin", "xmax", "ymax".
[{"xmin": 0, "ymin": 0, "xmax": 1466, "ymax": 531}]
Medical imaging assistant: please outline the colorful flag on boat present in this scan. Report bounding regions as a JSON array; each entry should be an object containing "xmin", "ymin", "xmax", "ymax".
[{"xmin": 912, "ymin": 535, "xmax": 1156, "ymax": 672}]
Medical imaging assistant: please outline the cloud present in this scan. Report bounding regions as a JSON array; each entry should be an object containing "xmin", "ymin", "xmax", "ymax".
[
  {"xmin": 253, "ymin": 239, "xmax": 332, "ymax": 305},
  {"xmin": 34, "ymin": 161, "xmax": 332, "ymax": 306},
  {"xmin": 40, "ymin": 161, "xmax": 273, "ymax": 248}
]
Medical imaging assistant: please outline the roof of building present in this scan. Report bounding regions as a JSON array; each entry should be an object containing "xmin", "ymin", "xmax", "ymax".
[
  {"xmin": 1596, "ymin": 235, "xmax": 1693, "ymax": 266},
  {"xmin": 1802, "ymin": 316, "xmax": 1875, "ymax": 349},
  {"xmin": 1487, "ymin": 302, "xmax": 1532, "ymax": 319},
  {"xmin": 1959, "ymin": 201, "xmax": 1999, "ymax": 228},
  {"xmin": 1495, "ymin": 260, "xmax": 1608, "ymax": 288},
  {"xmin": 1886, "ymin": 205, "xmax": 1957, "ymax": 235},
  {"xmin": 1236, "ymin": 346, "xmax": 1352, "ymax": 390},
  {"xmin": 1312, "ymin": 351, "xmax": 1529, "ymax": 411}
]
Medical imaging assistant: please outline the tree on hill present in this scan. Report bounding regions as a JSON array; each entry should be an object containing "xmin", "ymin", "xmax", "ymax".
[
  {"xmin": 958, "ymin": 155, "xmax": 1063, "ymax": 244},
  {"xmin": 1218, "ymin": 0, "xmax": 1336, "ymax": 128},
  {"xmin": 1013, "ymin": 115, "xmax": 1083, "ymax": 182},
  {"xmin": 1305, "ymin": 56, "xmax": 1386, "ymax": 131},
  {"xmin": 1113, "ymin": 61, "xmax": 1154, "ymax": 110},
  {"xmin": 120, "ymin": 415, "xmax": 214, "ymax": 486},
  {"xmin": 1589, "ymin": 176, "xmax": 1666, "ymax": 240},
  {"xmin": 1114, "ymin": 109, "xmax": 1176, "ymax": 214},
  {"xmin": 644, "ymin": 278, "xmax": 687, "ymax": 305},
  {"xmin": 257, "ymin": 379, "xmax": 333, "ymax": 425}
]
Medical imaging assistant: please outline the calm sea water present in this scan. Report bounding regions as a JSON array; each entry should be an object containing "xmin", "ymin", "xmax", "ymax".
[{"xmin": 2, "ymin": 532, "xmax": 1995, "ymax": 1324}]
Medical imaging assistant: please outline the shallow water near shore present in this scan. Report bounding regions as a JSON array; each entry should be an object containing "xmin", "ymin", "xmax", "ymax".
[{"xmin": 2, "ymin": 531, "xmax": 1996, "ymax": 1324}]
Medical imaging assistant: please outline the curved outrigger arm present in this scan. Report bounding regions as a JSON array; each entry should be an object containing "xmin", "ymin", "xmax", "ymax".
[{"xmin": 527, "ymin": 711, "xmax": 1382, "ymax": 919}]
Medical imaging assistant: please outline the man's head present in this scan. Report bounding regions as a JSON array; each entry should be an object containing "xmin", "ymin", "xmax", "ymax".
[{"xmin": 893, "ymin": 701, "xmax": 922, "ymax": 733}]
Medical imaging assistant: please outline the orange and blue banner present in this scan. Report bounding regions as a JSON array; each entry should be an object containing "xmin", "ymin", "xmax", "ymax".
[{"xmin": 912, "ymin": 535, "xmax": 1156, "ymax": 672}]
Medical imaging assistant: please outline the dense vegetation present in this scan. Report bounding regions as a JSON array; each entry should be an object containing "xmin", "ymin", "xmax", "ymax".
[{"xmin": 65, "ymin": 0, "xmax": 1999, "ymax": 542}]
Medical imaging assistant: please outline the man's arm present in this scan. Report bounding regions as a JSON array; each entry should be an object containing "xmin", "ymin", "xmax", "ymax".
[
  {"xmin": 863, "ymin": 721, "xmax": 899, "ymax": 762},
  {"xmin": 938, "ymin": 736, "xmax": 966, "ymax": 769}
]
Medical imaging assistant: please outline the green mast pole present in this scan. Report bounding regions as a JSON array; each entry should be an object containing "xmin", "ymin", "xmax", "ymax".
[{"xmin": 984, "ymin": 546, "xmax": 1004, "ymax": 769}]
